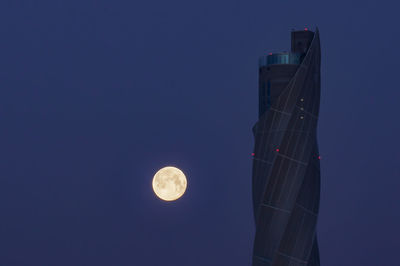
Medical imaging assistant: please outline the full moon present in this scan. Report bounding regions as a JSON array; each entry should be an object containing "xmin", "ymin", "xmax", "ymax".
[{"xmin": 152, "ymin": 166, "xmax": 187, "ymax": 201}]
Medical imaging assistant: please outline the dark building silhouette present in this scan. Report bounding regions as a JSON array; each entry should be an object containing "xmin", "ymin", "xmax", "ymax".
[{"xmin": 252, "ymin": 29, "xmax": 321, "ymax": 266}]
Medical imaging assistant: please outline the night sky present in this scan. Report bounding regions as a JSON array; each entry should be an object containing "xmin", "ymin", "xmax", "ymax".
[{"xmin": 0, "ymin": 1, "xmax": 399, "ymax": 265}]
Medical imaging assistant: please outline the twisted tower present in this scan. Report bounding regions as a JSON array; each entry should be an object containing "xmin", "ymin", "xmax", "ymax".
[{"xmin": 251, "ymin": 29, "xmax": 321, "ymax": 266}]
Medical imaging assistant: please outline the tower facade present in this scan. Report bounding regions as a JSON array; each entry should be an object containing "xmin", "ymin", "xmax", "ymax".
[{"xmin": 252, "ymin": 29, "xmax": 321, "ymax": 266}]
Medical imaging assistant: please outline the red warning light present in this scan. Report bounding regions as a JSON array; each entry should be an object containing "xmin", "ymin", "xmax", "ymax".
[
  {"xmin": 318, "ymin": 156, "xmax": 321, "ymax": 160},
  {"xmin": 251, "ymin": 153, "xmax": 255, "ymax": 156},
  {"xmin": 276, "ymin": 148, "xmax": 280, "ymax": 152},
  {"xmin": 269, "ymin": 53, "xmax": 272, "ymax": 55},
  {"xmin": 305, "ymin": 27, "xmax": 308, "ymax": 31}
]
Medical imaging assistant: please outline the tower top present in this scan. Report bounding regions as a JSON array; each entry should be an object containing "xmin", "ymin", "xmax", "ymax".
[{"xmin": 291, "ymin": 29, "xmax": 314, "ymax": 54}]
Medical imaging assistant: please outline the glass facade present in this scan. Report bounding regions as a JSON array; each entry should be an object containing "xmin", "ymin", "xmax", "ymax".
[
  {"xmin": 258, "ymin": 52, "xmax": 302, "ymax": 67},
  {"xmin": 252, "ymin": 29, "xmax": 321, "ymax": 266},
  {"xmin": 259, "ymin": 80, "xmax": 272, "ymax": 117}
]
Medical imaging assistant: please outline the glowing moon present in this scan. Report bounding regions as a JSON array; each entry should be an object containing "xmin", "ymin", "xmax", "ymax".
[{"xmin": 152, "ymin": 166, "xmax": 187, "ymax": 201}]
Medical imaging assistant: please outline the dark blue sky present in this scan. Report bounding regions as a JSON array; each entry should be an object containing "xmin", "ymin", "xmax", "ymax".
[{"xmin": 0, "ymin": 1, "xmax": 399, "ymax": 265}]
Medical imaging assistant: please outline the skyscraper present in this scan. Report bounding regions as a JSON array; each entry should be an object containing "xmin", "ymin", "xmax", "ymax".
[{"xmin": 251, "ymin": 29, "xmax": 321, "ymax": 266}]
